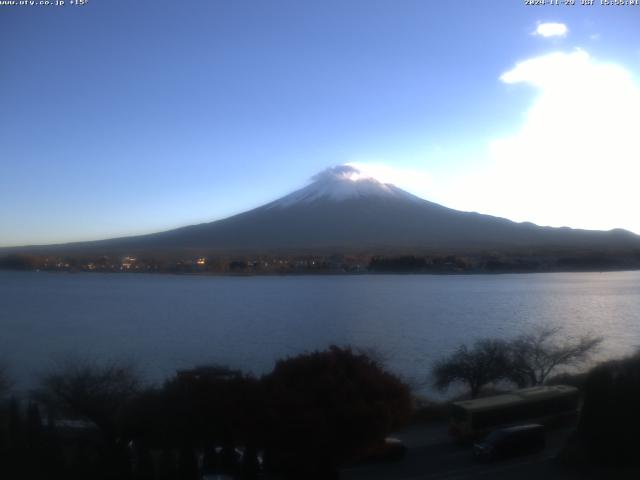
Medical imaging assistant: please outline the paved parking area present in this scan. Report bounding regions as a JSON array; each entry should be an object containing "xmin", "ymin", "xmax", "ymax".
[{"xmin": 341, "ymin": 422, "xmax": 577, "ymax": 480}]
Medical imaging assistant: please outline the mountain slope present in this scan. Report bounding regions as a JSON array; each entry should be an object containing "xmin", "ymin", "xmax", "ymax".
[{"xmin": 4, "ymin": 165, "xmax": 640, "ymax": 254}]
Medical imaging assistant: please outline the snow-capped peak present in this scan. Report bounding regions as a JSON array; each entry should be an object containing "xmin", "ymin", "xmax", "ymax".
[
  {"xmin": 312, "ymin": 164, "xmax": 372, "ymax": 183},
  {"xmin": 267, "ymin": 165, "xmax": 422, "ymax": 208}
]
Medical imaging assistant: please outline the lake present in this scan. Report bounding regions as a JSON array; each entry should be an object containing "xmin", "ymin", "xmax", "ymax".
[{"xmin": 1, "ymin": 270, "xmax": 639, "ymax": 396}]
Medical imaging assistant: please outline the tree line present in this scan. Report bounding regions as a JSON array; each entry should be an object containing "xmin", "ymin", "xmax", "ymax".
[
  {"xmin": 4, "ymin": 326, "xmax": 640, "ymax": 478},
  {"xmin": 0, "ymin": 346, "xmax": 412, "ymax": 480}
]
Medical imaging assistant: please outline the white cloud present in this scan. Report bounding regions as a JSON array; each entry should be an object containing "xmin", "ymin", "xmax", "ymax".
[
  {"xmin": 345, "ymin": 161, "xmax": 432, "ymax": 195},
  {"xmin": 445, "ymin": 49, "xmax": 640, "ymax": 233},
  {"xmin": 345, "ymin": 50, "xmax": 640, "ymax": 234},
  {"xmin": 534, "ymin": 22, "xmax": 568, "ymax": 38}
]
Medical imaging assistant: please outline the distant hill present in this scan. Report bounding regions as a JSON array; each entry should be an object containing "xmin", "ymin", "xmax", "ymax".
[{"xmin": 3, "ymin": 165, "xmax": 640, "ymax": 256}]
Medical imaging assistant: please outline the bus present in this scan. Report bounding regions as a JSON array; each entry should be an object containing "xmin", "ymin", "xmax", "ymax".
[{"xmin": 448, "ymin": 385, "xmax": 579, "ymax": 440}]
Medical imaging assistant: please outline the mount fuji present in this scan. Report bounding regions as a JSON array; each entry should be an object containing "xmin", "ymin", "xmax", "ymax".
[{"xmin": 6, "ymin": 165, "xmax": 640, "ymax": 254}]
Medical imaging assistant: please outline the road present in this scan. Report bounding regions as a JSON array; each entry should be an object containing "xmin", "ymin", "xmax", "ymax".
[{"xmin": 341, "ymin": 421, "xmax": 590, "ymax": 480}]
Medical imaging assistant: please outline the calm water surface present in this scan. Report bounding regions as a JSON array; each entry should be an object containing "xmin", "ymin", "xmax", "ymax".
[{"xmin": 1, "ymin": 270, "xmax": 639, "ymax": 394}]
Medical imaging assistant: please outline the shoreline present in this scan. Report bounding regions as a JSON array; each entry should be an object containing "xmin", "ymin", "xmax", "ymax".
[{"xmin": 2, "ymin": 267, "xmax": 640, "ymax": 277}]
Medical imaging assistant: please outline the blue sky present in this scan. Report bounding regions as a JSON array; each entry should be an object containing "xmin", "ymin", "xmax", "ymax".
[{"xmin": 1, "ymin": 0, "xmax": 639, "ymax": 246}]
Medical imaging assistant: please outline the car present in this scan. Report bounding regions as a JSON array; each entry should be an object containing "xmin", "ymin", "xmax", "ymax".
[{"xmin": 473, "ymin": 424, "xmax": 545, "ymax": 462}]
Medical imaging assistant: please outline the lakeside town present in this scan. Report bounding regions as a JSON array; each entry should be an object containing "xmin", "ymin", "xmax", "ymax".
[{"xmin": 2, "ymin": 249, "xmax": 640, "ymax": 275}]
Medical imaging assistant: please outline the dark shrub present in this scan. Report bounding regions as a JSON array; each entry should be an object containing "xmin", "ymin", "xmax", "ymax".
[
  {"xmin": 263, "ymin": 345, "xmax": 412, "ymax": 478},
  {"xmin": 124, "ymin": 365, "xmax": 264, "ymax": 446},
  {"xmin": 577, "ymin": 351, "xmax": 640, "ymax": 465}
]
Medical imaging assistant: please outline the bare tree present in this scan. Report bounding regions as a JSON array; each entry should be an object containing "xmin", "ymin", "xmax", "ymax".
[
  {"xmin": 33, "ymin": 358, "xmax": 141, "ymax": 439},
  {"xmin": 507, "ymin": 326, "xmax": 602, "ymax": 387},
  {"xmin": 432, "ymin": 339, "xmax": 510, "ymax": 399}
]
